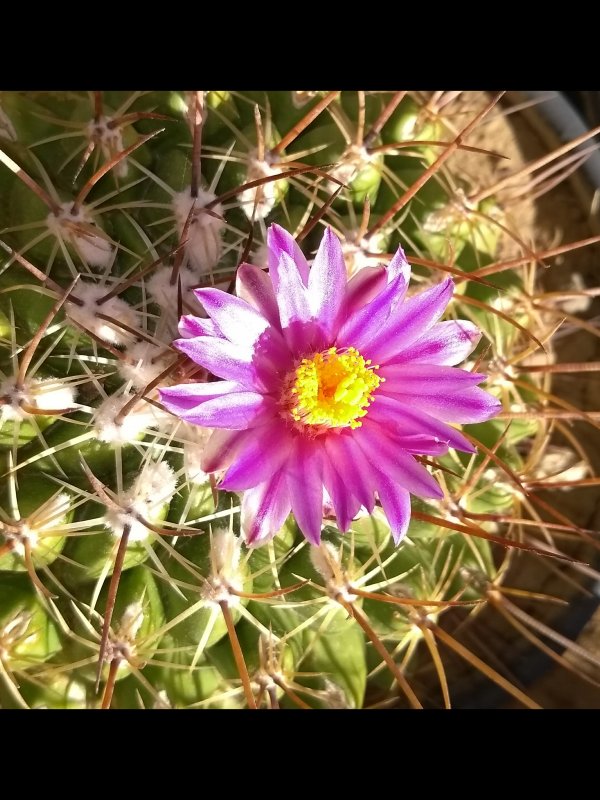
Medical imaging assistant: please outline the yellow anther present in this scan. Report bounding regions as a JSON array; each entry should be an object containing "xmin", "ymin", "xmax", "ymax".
[{"xmin": 286, "ymin": 346, "xmax": 381, "ymax": 429}]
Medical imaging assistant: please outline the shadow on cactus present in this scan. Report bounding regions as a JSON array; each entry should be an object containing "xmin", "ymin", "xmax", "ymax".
[{"xmin": 1, "ymin": 90, "xmax": 600, "ymax": 709}]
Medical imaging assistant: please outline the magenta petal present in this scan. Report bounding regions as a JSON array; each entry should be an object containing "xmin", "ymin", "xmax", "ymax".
[
  {"xmin": 178, "ymin": 315, "xmax": 222, "ymax": 339},
  {"xmin": 242, "ymin": 471, "xmax": 291, "ymax": 546},
  {"xmin": 307, "ymin": 227, "xmax": 347, "ymax": 338},
  {"xmin": 201, "ymin": 428, "xmax": 252, "ymax": 473},
  {"xmin": 267, "ymin": 223, "xmax": 310, "ymax": 287},
  {"xmin": 172, "ymin": 391, "xmax": 274, "ymax": 429},
  {"xmin": 366, "ymin": 277, "xmax": 454, "ymax": 364},
  {"xmin": 287, "ymin": 437, "xmax": 324, "ymax": 546},
  {"xmin": 376, "ymin": 474, "xmax": 411, "ymax": 544},
  {"xmin": 386, "ymin": 245, "xmax": 411, "ymax": 284},
  {"xmin": 220, "ymin": 421, "xmax": 292, "ymax": 491},
  {"xmin": 385, "ymin": 385, "xmax": 501, "ymax": 424},
  {"xmin": 336, "ymin": 273, "xmax": 405, "ymax": 351},
  {"xmin": 367, "ymin": 395, "xmax": 476, "ymax": 453},
  {"xmin": 276, "ymin": 251, "xmax": 311, "ymax": 325},
  {"xmin": 355, "ymin": 420, "xmax": 443, "ymax": 500},
  {"xmin": 322, "ymin": 450, "xmax": 362, "ymax": 532},
  {"xmin": 323, "ymin": 433, "xmax": 375, "ymax": 513},
  {"xmin": 159, "ymin": 381, "xmax": 241, "ymax": 413},
  {"xmin": 193, "ymin": 287, "xmax": 274, "ymax": 347},
  {"xmin": 394, "ymin": 434, "xmax": 450, "ymax": 457},
  {"xmin": 345, "ymin": 266, "xmax": 387, "ymax": 315},
  {"xmin": 391, "ymin": 320, "xmax": 481, "ymax": 366},
  {"xmin": 236, "ymin": 263, "xmax": 281, "ymax": 329},
  {"xmin": 275, "ymin": 251, "xmax": 316, "ymax": 353},
  {"xmin": 174, "ymin": 336, "xmax": 259, "ymax": 388},
  {"xmin": 379, "ymin": 364, "xmax": 487, "ymax": 395}
]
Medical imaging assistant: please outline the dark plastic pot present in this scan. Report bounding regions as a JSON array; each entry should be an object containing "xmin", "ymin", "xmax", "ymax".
[{"xmin": 565, "ymin": 91, "xmax": 600, "ymax": 131}]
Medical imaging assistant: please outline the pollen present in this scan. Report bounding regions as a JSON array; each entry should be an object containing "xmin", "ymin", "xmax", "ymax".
[{"xmin": 288, "ymin": 346, "xmax": 382, "ymax": 429}]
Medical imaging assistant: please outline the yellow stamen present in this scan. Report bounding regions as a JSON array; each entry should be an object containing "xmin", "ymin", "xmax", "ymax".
[{"xmin": 287, "ymin": 347, "xmax": 382, "ymax": 429}]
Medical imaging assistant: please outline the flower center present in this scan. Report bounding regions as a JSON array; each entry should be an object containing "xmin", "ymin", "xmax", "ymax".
[{"xmin": 288, "ymin": 347, "xmax": 382, "ymax": 429}]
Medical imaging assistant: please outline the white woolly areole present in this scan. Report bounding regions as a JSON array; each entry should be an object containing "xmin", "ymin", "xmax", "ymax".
[
  {"xmin": 46, "ymin": 202, "xmax": 114, "ymax": 267},
  {"xmin": 86, "ymin": 116, "xmax": 128, "ymax": 178},
  {"xmin": 172, "ymin": 188, "xmax": 225, "ymax": 273},
  {"xmin": 104, "ymin": 460, "xmax": 177, "ymax": 542},
  {"xmin": 559, "ymin": 273, "xmax": 593, "ymax": 315},
  {"xmin": 202, "ymin": 529, "xmax": 243, "ymax": 606},
  {"xmin": 211, "ymin": 529, "xmax": 241, "ymax": 578},
  {"xmin": 341, "ymin": 232, "xmax": 388, "ymax": 278},
  {"xmin": 321, "ymin": 679, "xmax": 353, "ymax": 709},
  {"xmin": 310, "ymin": 541, "xmax": 341, "ymax": 583},
  {"xmin": 240, "ymin": 155, "xmax": 281, "ymax": 220},
  {"xmin": 146, "ymin": 265, "xmax": 200, "ymax": 315},
  {"xmin": 291, "ymin": 91, "xmax": 319, "ymax": 108},
  {"xmin": 153, "ymin": 690, "xmax": 172, "ymax": 709},
  {"xmin": 67, "ymin": 283, "xmax": 140, "ymax": 346},
  {"xmin": 0, "ymin": 376, "xmax": 76, "ymax": 422},
  {"xmin": 3, "ymin": 524, "xmax": 38, "ymax": 558},
  {"xmin": 94, "ymin": 392, "xmax": 167, "ymax": 444},
  {"xmin": 310, "ymin": 541, "xmax": 357, "ymax": 602},
  {"xmin": 0, "ymin": 105, "xmax": 16, "ymax": 141},
  {"xmin": 182, "ymin": 424, "xmax": 212, "ymax": 484},
  {"xmin": 328, "ymin": 145, "xmax": 374, "ymax": 190},
  {"xmin": 31, "ymin": 492, "xmax": 71, "ymax": 533},
  {"xmin": 4, "ymin": 492, "xmax": 71, "ymax": 558},
  {"xmin": 0, "ymin": 611, "xmax": 36, "ymax": 661},
  {"xmin": 532, "ymin": 446, "xmax": 589, "ymax": 487},
  {"xmin": 118, "ymin": 341, "xmax": 173, "ymax": 390},
  {"xmin": 251, "ymin": 243, "xmax": 270, "ymax": 269},
  {"xmin": 0, "ymin": 492, "xmax": 71, "ymax": 557},
  {"xmin": 115, "ymin": 601, "xmax": 144, "ymax": 641}
]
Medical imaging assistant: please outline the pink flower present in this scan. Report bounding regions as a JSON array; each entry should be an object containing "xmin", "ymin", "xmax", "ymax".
[{"xmin": 159, "ymin": 225, "xmax": 501, "ymax": 546}]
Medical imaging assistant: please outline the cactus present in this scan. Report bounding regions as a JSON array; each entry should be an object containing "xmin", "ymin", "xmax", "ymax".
[{"xmin": 1, "ymin": 90, "xmax": 599, "ymax": 710}]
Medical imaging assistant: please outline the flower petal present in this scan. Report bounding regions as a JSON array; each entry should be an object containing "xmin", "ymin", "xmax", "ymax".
[
  {"xmin": 322, "ymin": 449, "xmax": 362, "ymax": 532},
  {"xmin": 242, "ymin": 471, "xmax": 291, "ymax": 546},
  {"xmin": 174, "ymin": 336, "xmax": 260, "ymax": 388},
  {"xmin": 170, "ymin": 391, "xmax": 275, "ymax": 429},
  {"xmin": 275, "ymin": 251, "xmax": 317, "ymax": 354},
  {"xmin": 379, "ymin": 364, "xmax": 486, "ymax": 395},
  {"xmin": 323, "ymin": 433, "xmax": 375, "ymax": 513},
  {"xmin": 307, "ymin": 227, "xmax": 347, "ymax": 339},
  {"xmin": 355, "ymin": 420, "xmax": 443, "ymax": 500},
  {"xmin": 267, "ymin": 223, "xmax": 310, "ymax": 287},
  {"xmin": 386, "ymin": 245, "xmax": 411, "ymax": 284},
  {"xmin": 287, "ymin": 437, "xmax": 324, "ymax": 546},
  {"xmin": 393, "ymin": 434, "xmax": 450, "ymax": 457},
  {"xmin": 236, "ymin": 262, "xmax": 281, "ymax": 329},
  {"xmin": 336, "ymin": 273, "xmax": 405, "ymax": 352},
  {"xmin": 178, "ymin": 315, "xmax": 222, "ymax": 339},
  {"xmin": 391, "ymin": 320, "xmax": 481, "ymax": 366},
  {"xmin": 201, "ymin": 428, "xmax": 252, "ymax": 473},
  {"xmin": 275, "ymin": 251, "xmax": 311, "ymax": 325},
  {"xmin": 367, "ymin": 394, "xmax": 476, "ymax": 453},
  {"xmin": 366, "ymin": 277, "xmax": 454, "ymax": 364},
  {"xmin": 375, "ymin": 473, "xmax": 411, "ymax": 544},
  {"xmin": 345, "ymin": 265, "xmax": 387, "ymax": 315},
  {"xmin": 220, "ymin": 420, "xmax": 292, "ymax": 491},
  {"xmin": 159, "ymin": 381, "xmax": 241, "ymax": 413},
  {"xmin": 193, "ymin": 287, "xmax": 274, "ymax": 347},
  {"xmin": 383, "ymin": 385, "xmax": 502, "ymax": 424}
]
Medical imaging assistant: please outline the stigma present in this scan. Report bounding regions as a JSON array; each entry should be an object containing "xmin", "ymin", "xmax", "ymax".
[{"xmin": 285, "ymin": 346, "xmax": 382, "ymax": 429}]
